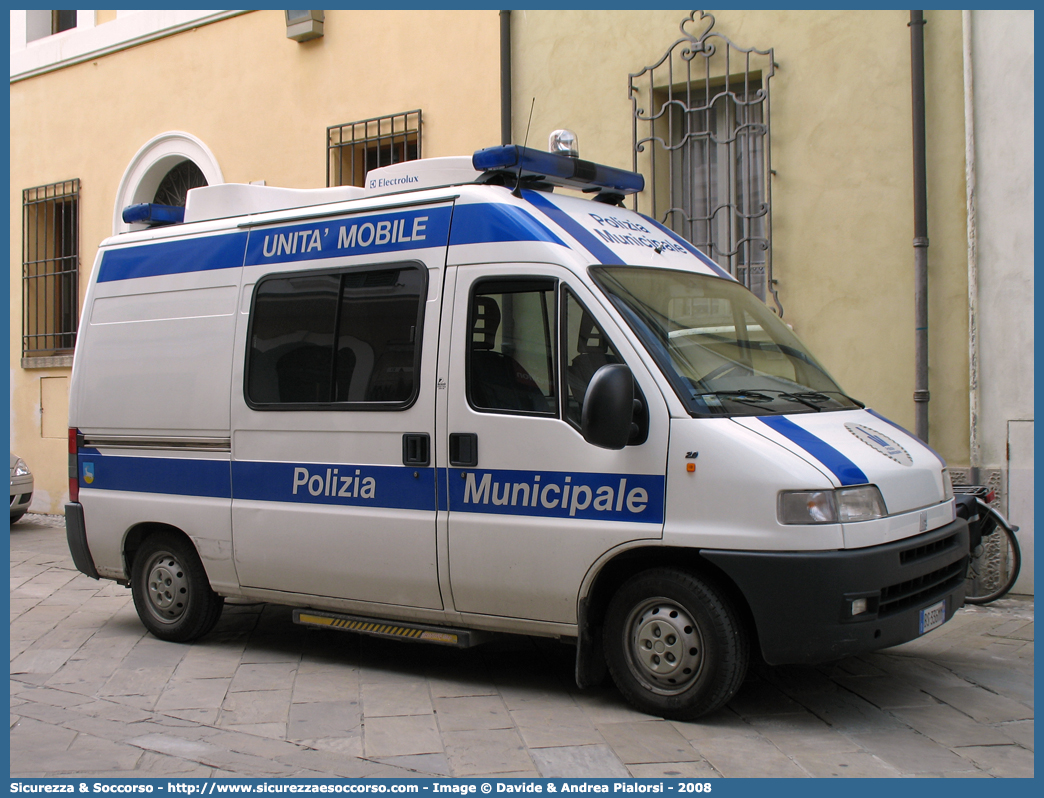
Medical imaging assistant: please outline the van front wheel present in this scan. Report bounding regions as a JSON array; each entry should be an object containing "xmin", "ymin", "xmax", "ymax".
[
  {"xmin": 131, "ymin": 532, "xmax": 224, "ymax": 642},
  {"xmin": 604, "ymin": 568, "xmax": 748, "ymax": 720}
]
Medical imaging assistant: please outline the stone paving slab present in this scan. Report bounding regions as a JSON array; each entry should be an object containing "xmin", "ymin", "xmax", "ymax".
[{"xmin": 9, "ymin": 514, "xmax": 1035, "ymax": 778}]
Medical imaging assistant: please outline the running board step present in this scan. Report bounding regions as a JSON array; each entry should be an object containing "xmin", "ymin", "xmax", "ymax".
[{"xmin": 292, "ymin": 609, "xmax": 486, "ymax": 648}]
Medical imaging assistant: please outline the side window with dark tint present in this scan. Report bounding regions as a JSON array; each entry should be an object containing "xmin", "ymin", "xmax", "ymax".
[
  {"xmin": 247, "ymin": 264, "xmax": 425, "ymax": 408},
  {"xmin": 562, "ymin": 288, "xmax": 622, "ymax": 428},
  {"xmin": 467, "ymin": 279, "xmax": 556, "ymax": 415}
]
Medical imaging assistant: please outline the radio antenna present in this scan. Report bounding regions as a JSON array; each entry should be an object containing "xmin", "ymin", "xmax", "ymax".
[{"xmin": 512, "ymin": 98, "xmax": 536, "ymax": 198}]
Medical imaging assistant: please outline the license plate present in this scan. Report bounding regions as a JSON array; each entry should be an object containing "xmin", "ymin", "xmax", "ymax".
[{"xmin": 919, "ymin": 599, "xmax": 946, "ymax": 634}]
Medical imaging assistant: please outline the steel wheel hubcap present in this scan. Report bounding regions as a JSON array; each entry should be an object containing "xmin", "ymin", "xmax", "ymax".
[
  {"xmin": 625, "ymin": 598, "xmax": 704, "ymax": 694},
  {"xmin": 145, "ymin": 552, "xmax": 188, "ymax": 622}
]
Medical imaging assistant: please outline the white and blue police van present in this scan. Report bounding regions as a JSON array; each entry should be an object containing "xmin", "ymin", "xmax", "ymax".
[{"xmin": 65, "ymin": 137, "xmax": 968, "ymax": 719}]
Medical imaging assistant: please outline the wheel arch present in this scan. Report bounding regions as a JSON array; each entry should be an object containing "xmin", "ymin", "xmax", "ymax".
[
  {"xmin": 122, "ymin": 521, "xmax": 198, "ymax": 584},
  {"xmin": 576, "ymin": 545, "xmax": 761, "ymax": 685}
]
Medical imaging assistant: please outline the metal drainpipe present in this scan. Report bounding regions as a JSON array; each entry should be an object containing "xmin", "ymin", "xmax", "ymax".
[
  {"xmin": 910, "ymin": 10, "xmax": 930, "ymax": 442},
  {"xmin": 963, "ymin": 10, "xmax": 981, "ymax": 484},
  {"xmin": 500, "ymin": 10, "xmax": 512, "ymax": 145}
]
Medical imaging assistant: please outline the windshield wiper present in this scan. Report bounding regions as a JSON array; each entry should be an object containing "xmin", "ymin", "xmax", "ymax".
[
  {"xmin": 816, "ymin": 390, "xmax": 866, "ymax": 408},
  {"xmin": 697, "ymin": 390, "xmax": 775, "ymax": 402},
  {"xmin": 761, "ymin": 389, "xmax": 866, "ymax": 411},
  {"xmin": 776, "ymin": 392, "xmax": 828, "ymax": 412},
  {"xmin": 694, "ymin": 390, "xmax": 784, "ymax": 413}
]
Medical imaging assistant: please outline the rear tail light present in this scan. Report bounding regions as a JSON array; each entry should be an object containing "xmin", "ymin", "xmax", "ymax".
[
  {"xmin": 985, "ymin": 489, "xmax": 996, "ymax": 504},
  {"xmin": 68, "ymin": 427, "xmax": 80, "ymax": 503}
]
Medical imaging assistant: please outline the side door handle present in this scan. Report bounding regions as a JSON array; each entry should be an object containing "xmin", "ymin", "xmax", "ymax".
[
  {"xmin": 402, "ymin": 433, "xmax": 431, "ymax": 467},
  {"xmin": 449, "ymin": 433, "xmax": 478, "ymax": 468}
]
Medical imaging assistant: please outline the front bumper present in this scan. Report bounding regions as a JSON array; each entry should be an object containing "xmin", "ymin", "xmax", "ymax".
[
  {"xmin": 10, "ymin": 475, "xmax": 33, "ymax": 516},
  {"xmin": 702, "ymin": 517, "xmax": 969, "ymax": 665}
]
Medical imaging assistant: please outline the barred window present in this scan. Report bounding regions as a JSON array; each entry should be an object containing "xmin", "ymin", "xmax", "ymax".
[
  {"xmin": 23, "ymin": 179, "xmax": 79, "ymax": 358},
  {"xmin": 630, "ymin": 12, "xmax": 779, "ymax": 313},
  {"xmin": 327, "ymin": 110, "xmax": 421, "ymax": 188}
]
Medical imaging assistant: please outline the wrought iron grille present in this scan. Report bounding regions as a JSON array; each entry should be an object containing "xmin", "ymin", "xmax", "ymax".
[
  {"xmin": 23, "ymin": 179, "xmax": 80, "ymax": 357},
  {"xmin": 153, "ymin": 160, "xmax": 207, "ymax": 207},
  {"xmin": 630, "ymin": 11, "xmax": 780, "ymax": 313},
  {"xmin": 327, "ymin": 110, "xmax": 421, "ymax": 188}
]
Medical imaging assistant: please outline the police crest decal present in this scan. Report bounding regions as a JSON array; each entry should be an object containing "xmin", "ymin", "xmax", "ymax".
[{"xmin": 845, "ymin": 424, "xmax": 913, "ymax": 466}]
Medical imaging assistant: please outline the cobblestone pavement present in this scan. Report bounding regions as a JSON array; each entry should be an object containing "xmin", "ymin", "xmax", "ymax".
[{"xmin": 10, "ymin": 514, "xmax": 1034, "ymax": 778}]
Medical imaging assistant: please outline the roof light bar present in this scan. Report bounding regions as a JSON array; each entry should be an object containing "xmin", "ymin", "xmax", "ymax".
[
  {"xmin": 122, "ymin": 203, "xmax": 185, "ymax": 226},
  {"xmin": 472, "ymin": 145, "xmax": 645, "ymax": 196}
]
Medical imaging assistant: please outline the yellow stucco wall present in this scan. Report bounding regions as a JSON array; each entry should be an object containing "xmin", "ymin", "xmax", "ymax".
[
  {"xmin": 511, "ymin": 9, "xmax": 970, "ymax": 464},
  {"xmin": 10, "ymin": 9, "xmax": 500, "ymax": 512}
]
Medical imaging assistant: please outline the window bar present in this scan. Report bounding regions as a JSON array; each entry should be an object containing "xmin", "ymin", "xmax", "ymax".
[
  {"xmin": 648, "ymin": 69, "xmax": 657, "ymax": 223},
  {"xmin": 725, "ymin": 46, "xmax": 736, "ymax": 281},
  {"xmin": 699, "ymin": 52, "xmax": 711, "ymax": 256}
]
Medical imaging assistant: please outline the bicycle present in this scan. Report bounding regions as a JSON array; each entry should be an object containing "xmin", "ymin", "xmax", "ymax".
[{"xmin": 952, "ymin": 485, "xmax": 1022, "ymax": 605}]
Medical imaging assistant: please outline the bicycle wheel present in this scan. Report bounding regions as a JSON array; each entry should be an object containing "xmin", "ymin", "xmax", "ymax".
[{"xmin": 965, "ymin": 505, "xmax": 1022, "ymax": 605}]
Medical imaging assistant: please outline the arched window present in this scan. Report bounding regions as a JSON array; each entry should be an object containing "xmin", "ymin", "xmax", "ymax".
[
  {"xmin": 113, "ymin": 132, "xmax": 222, "ymax": 234},
  {"xmin": 152, "ymin": 160, "xmax": 208, "ymax": 207}
]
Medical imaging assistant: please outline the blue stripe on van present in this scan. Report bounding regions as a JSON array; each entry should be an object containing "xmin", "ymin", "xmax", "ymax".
[
  {"xmin": 97, "ymin": 233, "xmax": 249, "ymax": 283},
  {"xmin": 446, "ymin": 467, "xmax": 664, "ymax": 525},
  {"xmin": 449, "ymin": 203, "xmax": 567, "ymax": 249},
  {"xmin": 639, "ymin": 216, "xmax": 735, "ymax": 281},
  {"xmin": 521, "ymin": 190, "xmax": 620, "ymax": 265},
  {"xmin": 757, "ymin": 416, "xmax": 869, "ymax": 486},
  {"xmin": 245, "ymin": 208, "xmax": 452, "ymax": 266},
  {"xmin": 232, "ymin": 460, "xmax": 436, "ymax": 511},
  {"xmin": 78, "ymin": 451, "xmax": 232, "ymax": 498},
  {"xmin": 99, "ymin": 204, "xmax": 566, "ymax": 281},
  {"xmin": 76, "ymin": 452, "xmax": 662, "ymax": 524},
  {"xmin": 864, "ymin": 408, "xmax": 947, "ymax": 467}
]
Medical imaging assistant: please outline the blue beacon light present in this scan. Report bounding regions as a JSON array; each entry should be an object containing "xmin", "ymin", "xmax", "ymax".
[
  {"xmin": 121, "ymin": 203, "xmax": 186, "ymax": 226},
  {"xmin": 472, "ymin": 145, "xmax": 645, "ymax": 196}
]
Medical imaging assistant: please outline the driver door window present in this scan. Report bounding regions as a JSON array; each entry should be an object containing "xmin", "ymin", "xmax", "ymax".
[
  {"xmin": 467, "ymin": 279, "xmax": 556, "ymax": 415},
  {"xmin": 562, "ymin": 289, "xmax": 622, "ymax": 428}
]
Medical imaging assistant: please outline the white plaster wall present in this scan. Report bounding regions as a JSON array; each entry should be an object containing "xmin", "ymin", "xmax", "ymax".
[
  {"xmin": 10, "ymin": 10, "xmax": 245, "ymax": 80},
  {"xmin": 971, "ymin": 10, "xmax": 1034, "ymax": 591},
  {"xmin": 972, "ymin": 10, "xmax": 1034, "ymax": 466}
]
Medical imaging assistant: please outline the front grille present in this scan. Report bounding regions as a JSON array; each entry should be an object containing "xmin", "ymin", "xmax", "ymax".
[
  {"xmin": 879, "ymin": 558, "xmax": 966, "ymax": 617},
  {"xmin": 900, "ymin": 533, "xmax": 958, "ymax": 565}
]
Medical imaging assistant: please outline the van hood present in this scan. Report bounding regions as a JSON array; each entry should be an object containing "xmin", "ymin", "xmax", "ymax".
[{"xmin": 733, "ymin": 408, "xmax": 949, "ymax": 515}]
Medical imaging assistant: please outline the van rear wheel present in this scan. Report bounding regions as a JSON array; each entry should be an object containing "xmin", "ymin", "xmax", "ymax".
[
  {"xmin": 131, "ymin": 532, "xmax": 224, "ymax": 642},
  {"xmin": 604, "ymin": 568, "xmax": 748, "ymax": 720}
]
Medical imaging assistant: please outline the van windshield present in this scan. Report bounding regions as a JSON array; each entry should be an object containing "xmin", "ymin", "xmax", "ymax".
[{"xmin": 590, "ymin": 266, "xmax": 861, "ymax": 417}]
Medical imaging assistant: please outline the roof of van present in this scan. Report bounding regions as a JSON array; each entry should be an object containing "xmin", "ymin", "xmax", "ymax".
[{"xmin": 107, "ymin": 147, "xmax": 733, "ymax": 282}]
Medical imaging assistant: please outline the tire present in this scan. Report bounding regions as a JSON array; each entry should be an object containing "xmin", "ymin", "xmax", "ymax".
[
  {"xmin": 964, "ymin": 506, "xmax": 1021, "ymax": 605},
  {"xmin": 603, "ymin": 568, "xmax": 748, "ymax": 720},
  {"xmin": 10, "ymin": 510, "xmax": 26, "ymax": 523},
  {"xmin": 131, "ymin": 532, "xmax": 224, "ymax": 642}
]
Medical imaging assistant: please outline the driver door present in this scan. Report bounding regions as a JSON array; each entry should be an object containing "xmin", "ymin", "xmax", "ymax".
[{"xmin": 443, "ymin": 265, "xmax": 669, "ymax": 624}]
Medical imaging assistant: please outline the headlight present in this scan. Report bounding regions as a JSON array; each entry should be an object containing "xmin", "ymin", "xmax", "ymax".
[
  {"xmin": 778, "ymin": 485, "xmax": 887, "ymax": 525},
  {"xmin": 778, "ymin": 490, "xmax": 837, "ymax": 524},
  {"xmin": 941, "ymin": 469, "xmax": 954, "ymax": 501},
  {"xmin": 836, "ymin": 485, "xmax": 888, "ymax": 522},
  {"xmin": 13, "ymin": 458, "xmax": 30, "ymax": 477}
]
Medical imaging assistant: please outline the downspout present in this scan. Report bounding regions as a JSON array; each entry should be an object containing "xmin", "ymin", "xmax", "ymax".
[
  {"xmin": 963, "ymin": 10, "xmax": 981, "ymax": 483},
  {"xmin": 910, "ymin": 11, "xmax": 930, "ymax": 442},
  {"xmin": 500, "ymin": 10, "xmax": 512, "ymax": 145}
]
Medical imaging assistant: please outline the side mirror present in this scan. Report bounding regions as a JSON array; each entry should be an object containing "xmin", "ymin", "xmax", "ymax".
[{"xmin": 582, "ymin": 364, "xmax": 636, "ymax": 450}]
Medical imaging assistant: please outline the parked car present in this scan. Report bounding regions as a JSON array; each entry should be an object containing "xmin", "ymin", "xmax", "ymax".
[{"xmin": 10, "ymin": 454, "xmax": 33, "ymax": 523}]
